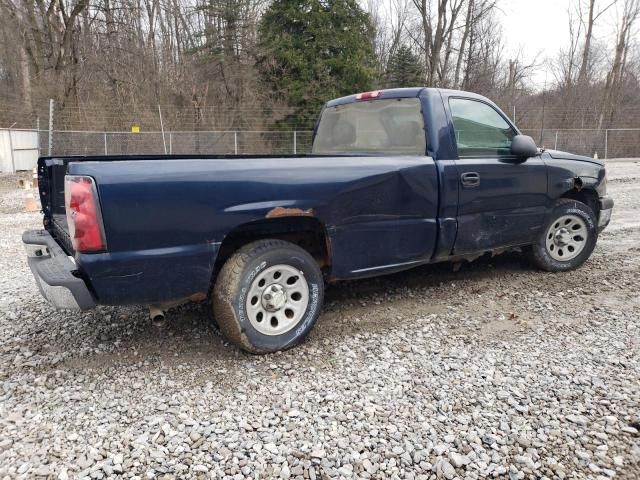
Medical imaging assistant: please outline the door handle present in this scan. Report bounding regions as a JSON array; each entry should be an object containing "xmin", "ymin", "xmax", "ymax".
[{"xmin": 461, "ymin": 172, "xmax": 480, "ymax": 187}]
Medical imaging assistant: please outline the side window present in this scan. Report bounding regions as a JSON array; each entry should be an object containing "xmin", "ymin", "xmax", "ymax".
[{"xmin": 449, "ymin": 98, "xmax": 515, "ymax": 157}]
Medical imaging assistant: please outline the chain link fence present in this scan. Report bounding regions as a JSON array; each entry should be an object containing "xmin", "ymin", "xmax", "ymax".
[
  {"xmin": 521, "ymin": 128, "xmax": 640, "ymax": 159},
  {"xmin": 2, "ymin": 127, "xmax": 639, "ymax": 173},
  {"xmin": 41, "ymin": 128, "xmax": 639, "ymax": 158},
  {"xmin": 37, "ymin": 130, "xmax": 314, "ymax": 156}
]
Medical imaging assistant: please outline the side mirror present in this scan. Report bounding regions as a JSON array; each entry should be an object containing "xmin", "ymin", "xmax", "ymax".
[{"xmin": 511, "ymin": 135, "xmax": 538, "ymax": 158}]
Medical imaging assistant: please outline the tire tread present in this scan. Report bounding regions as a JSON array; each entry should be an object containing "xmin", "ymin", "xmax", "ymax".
[
  {"xmin": 213, "ymin": 239, "xmax": 321, "ymax": 353},
  {"xmin": 526, "ymin": 198, "xmax": 597, "ymax": 272}
]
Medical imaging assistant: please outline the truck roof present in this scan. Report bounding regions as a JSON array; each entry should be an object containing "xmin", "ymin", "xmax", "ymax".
[{"xmin": 325, "ymin": 87, "xmax": 492, "ymax": 108}]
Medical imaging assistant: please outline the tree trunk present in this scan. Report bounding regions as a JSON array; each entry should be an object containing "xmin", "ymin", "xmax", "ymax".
[
  {"xmin": 454, "ymin": 0, "xmax": 474, "ymax": 89},
  {"xmin": 599, "ymin": 0, "xmax": 639, "ymax": 129},
  {"xmin": 577, "ymin": 0, "xmax": 595, "ymax": 84}
]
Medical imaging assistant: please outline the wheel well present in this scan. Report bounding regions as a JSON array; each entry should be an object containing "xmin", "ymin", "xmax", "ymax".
[
  {"xmin": 212, "ymin": 217, "xmax": 331, "ymax": 283},
  {"xmin": 561, "ymin": 187, "xmax": 599, "ymax": 216}
]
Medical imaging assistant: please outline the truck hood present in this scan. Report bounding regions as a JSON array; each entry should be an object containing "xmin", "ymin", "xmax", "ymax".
[{"xmin": 544, "ymin": 149, "xmax": 603, "ymax": 166}]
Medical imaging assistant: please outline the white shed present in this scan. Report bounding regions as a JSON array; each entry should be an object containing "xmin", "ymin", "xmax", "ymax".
[{"xmin": 0, "ymin": 129, "xmax": 40, "ymax": 173}]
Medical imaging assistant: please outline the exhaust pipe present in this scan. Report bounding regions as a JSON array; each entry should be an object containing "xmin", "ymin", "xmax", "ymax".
[{"xmin": 149, "ymin": 305, "xmax": 166, "ymax": 326}]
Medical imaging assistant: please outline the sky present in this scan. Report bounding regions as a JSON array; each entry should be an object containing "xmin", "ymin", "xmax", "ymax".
[
  {"xmin": 500, "ymin": 0, "xmax": 572, "ymax": 87},
  {"xmin": 373, "ymin": 0, "xmax": 624, "ymax": 89},
  {"xmin": 498, "ymin": 0, "xmax": 620, "ymax": 87}
]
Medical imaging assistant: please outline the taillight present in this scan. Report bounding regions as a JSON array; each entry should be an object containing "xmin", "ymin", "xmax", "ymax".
[
  {"xmin": 356, "ymin": 91, "xmax": 381, "ymax": 100},
  {"xmin": 64, "ymin": 176, "xmax": 106, "ymax": 252}
]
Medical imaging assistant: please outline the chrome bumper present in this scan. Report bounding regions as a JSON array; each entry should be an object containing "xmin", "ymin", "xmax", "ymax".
[
  {"xmin": 23, "ymin": 230, "xmax": 96, "ymax": 310},
  {"xmin": 598, "ymin": 196, "xmax": 614, "ymax": 232}
]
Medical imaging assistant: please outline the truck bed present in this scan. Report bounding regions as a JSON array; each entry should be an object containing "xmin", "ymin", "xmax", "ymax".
[
  {"xmin": 40, "ymin": 154, "xmax": 347, "ymax": 254},
  {"xmin": 37, "ymin": 153, "xmax": 443, "ymax": 305}
]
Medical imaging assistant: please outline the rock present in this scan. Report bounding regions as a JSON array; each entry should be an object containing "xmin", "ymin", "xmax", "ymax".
[
  {"xmin": 566, "ymin": 414, "xmax": 589, "ymax": 426},
  {"xmin": 588, "ymin": 463, "xmax": 601, "ymax": 473},
  {"xmin": 265, "ymin": 443, "xmax": 279, "ymax": 454},
  {"xmin": 441, "ymin": 461, "xmax": 456, "ymax": 479},
  {"xmin": 576, "ymin": 451, "xmax": 590, "ymax": 461},
  {"xmin": 362, "ymin": 459, "xmax": 375, "ymax": 473},
  {"xmin": 449, "ymin": 452, "xmax": 469, "ymax": 468},
  {"xmin": 493, "ymin": 466, "xmax": 507, "ymax": 477},
  {"xmin": 392, "ymin": 446, "xmax": 404, "ymax": 455},
  {"xmin": 434, "ymin": 444, "xmax": 448, "ymax": 456},
  {"xmin": 33, "ymin": 465, "xmax": 50, "ymax": 477},
  {"xmin": 310, "ymin": 449, "xmax": 325, "ymax": 459},
  {"xmin": 338, "ymin": 464, "xmax": 353, "ymax": 477},
  {"xmin": 239, "ymin": 420, "xmax": 253, "ymax": 430},
  {"xmin": 482, "ymin": 435, "xmax": 497, "ymax": 446}
]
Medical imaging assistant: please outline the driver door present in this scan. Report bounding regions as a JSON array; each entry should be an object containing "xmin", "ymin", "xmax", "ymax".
[{"xmin": 448, "ymin": 97, "xmax": 548, "ymax": 254}]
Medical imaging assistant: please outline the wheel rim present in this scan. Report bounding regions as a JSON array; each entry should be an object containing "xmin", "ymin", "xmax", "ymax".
[
  {"xmin": 545, "ymin": 214, "xmax": 588, "ymax": 261},
  {"xmin": 245, "ymin": 264, "xmax": 309, "ymax": 336}
]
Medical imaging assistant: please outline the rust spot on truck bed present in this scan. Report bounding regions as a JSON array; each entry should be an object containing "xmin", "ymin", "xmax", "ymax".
[
  {"xmin": 265, "ymin": 207, "xmax": 314, "ymax": 219},
  {"xmin": 189, "ymin": 292, "xmax": 207, "ymax": 302}
]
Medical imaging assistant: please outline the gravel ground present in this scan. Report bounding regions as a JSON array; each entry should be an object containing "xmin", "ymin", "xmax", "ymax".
[{"xmin": 0, "ymin": 161, "xmax": 639, "ymax": 480}]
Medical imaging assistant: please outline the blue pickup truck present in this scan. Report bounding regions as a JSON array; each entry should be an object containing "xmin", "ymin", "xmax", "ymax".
[{"xmin": 24, "ymin": 88, "xmax": 613, "ymax": 353}]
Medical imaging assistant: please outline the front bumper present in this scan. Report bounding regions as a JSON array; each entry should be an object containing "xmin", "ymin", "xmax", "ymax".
[
  {"xmin": 598, "ymin": 196, "xmax": 614, "ymax": 232},
  {"xmin": 22, "ymin": 230, "xmax": 96, "ymax": 310}
]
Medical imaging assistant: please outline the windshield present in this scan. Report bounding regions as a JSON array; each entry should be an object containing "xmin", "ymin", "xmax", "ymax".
[{"xmin": 312, "ymin": 98, "xmax": 426, "ymax": 155}]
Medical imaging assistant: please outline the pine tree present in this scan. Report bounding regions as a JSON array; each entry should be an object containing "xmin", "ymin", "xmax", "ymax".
[
  {"xmin": 385, "ymin": 46, "xmax": 425, "ymax": 89},
  {"xmin": 257, "ymin": 0, "xmax": 376, "ymax": 129}
]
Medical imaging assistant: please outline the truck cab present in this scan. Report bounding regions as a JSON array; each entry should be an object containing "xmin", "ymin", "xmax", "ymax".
[{"xmin": 312, "ymin": 87, "xmax": 611, "ymax": 268}]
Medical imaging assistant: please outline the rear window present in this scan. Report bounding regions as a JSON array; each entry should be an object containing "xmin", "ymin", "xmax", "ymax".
[{"xmin": 312, "ymin": 98, "xmax": 426, "ymax": 155}]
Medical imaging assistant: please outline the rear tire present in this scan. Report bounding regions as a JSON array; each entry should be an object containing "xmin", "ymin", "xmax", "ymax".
[
  {"xmin": 526, "ymin": 198, "xmax": 598, "ymax": 272},
  {"xmin": 212, "ymin": 239, "xmax": 324, "ymax": 354}
]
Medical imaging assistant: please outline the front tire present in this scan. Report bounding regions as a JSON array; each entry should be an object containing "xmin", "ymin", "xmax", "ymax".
[
  {"xmin": 526, "ymin": 198, "xmax": 598, "ymax": 272},
  {"xmin": 213, "ymin": 239, "xmax": 324, "ymax": 354}
]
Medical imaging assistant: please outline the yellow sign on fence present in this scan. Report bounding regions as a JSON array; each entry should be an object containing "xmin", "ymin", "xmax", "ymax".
[{"xmin": 131, "ymin": 125, "xmax": 140, "ymax": 133}]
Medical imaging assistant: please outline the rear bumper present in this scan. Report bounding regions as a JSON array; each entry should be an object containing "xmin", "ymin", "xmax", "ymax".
[
  {"xmin": 598, "ymin": 196, "xmax": 614, "ymax": 232},
  {"xmin": 22, "ymin": 230, "xmax": 96, "ymax": 310}
]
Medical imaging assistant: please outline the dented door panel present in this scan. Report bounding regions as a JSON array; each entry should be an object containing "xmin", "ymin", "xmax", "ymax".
[
  {"xmin": 453, "ymin": 157, "xmax": 548, "ymax": 253},
  {"xmin": 323, "ymin": 160, "xmax": 439, "ymax": 277},
  {"xmin": 329, "ymin": 217, "xmax": 437, "ymax": 278}
]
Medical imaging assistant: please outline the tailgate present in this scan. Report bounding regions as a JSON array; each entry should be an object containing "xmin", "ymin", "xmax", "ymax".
[{"xmin": 38, "ymin": 158, "xmax": 75, "ymax": 254}]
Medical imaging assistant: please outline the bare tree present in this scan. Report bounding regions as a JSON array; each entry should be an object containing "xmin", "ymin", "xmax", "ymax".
[
  {"xmin": 0, "ymin": 0, "xmax": 639, "ymax": 137},
  {"xmin": 599, "ymin": 0, "xmax": 640, "ymax": 128},
  {"xmin": 577, "ymin": 0, "xmax": 617, "ymax": 84},
  {"xmin": 552, "ymin": 8, "xmax": 584, "ymax": 89},
  {"xmin": 411, "ymin": 0, "xmax": 466, "ymax": 86},
  {"xmin": 366, "ymin": 0, "xmax": 412, "ymax": 74},
  {"xmin": 453, "ymin": 0, "xmax": 475, "ymax": 89},
  {"xmin": 0, "ymin": 0, "xmax": 89, "ymax": 107}
]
